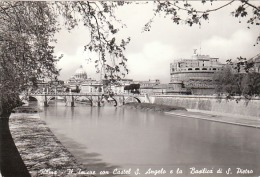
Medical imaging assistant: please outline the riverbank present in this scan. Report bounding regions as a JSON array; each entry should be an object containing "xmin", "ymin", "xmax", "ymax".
[
  {"xmin": 12, "ymin": 106, "xmax": 42, "ymax": 113},
  {"xmin": 124, "ymin": 103, "xmax": 260, "ymax": 128},
  {"xmin": 166, "ymin": 110, "xmax": 260, "ymax": 128},
  {"xmin": 9, "ymin": 112, "xmax": 94, "ymax": 177},
  {"xmin": 123, "ymin": 102, "xmax": 187, "ymax": 112}
]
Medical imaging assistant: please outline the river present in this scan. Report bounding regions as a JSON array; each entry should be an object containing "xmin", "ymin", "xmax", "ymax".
[{"xmin": 39, "ymin": 101, "xmax": 260, "ymax": 177}]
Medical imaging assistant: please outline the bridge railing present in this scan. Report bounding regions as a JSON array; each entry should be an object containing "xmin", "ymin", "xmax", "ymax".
[
  {"xmin": 30, "ymin": 92, "xmax": 105, "ymax": 96},
  {"xmin": 30, "ymin": 91, "xmax": 152, "ymax": 97}
]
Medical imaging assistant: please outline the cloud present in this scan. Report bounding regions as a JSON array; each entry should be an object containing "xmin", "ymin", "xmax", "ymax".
[
  {"xmin": 56, "ymin": 47, "xmax": 100, "ymax": 81},
  {"xmin": 197, "ymin": 29, "xmax": 260, "ymax": 63},
  {"xmin": 127, "ymin": 41, "xmax": 174, "ymax": 83},
  {"xmin": 54, "ymin": 25, "xmax": 91, "ymax": 56}
]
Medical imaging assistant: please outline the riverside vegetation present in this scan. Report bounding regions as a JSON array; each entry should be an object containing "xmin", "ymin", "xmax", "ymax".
[{"xmin": 124, "ymin": 103, "xmax": 187, "ymax": 112}]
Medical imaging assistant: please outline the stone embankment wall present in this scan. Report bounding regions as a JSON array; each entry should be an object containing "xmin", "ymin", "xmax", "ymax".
[{"xmin": 150, "ymin": 95, "xmax": 260, "ymax": 118}]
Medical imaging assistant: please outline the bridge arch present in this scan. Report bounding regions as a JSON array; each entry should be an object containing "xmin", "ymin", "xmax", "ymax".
[
  {"xmin": 47, "ymin": 96, "xmax": 56, "ymax": 104},
  {"xmin": 106, "ymin": 96, "xmax": 117, "ymax": 107},
  {"xmin": 29, "ymin": 96, "xmax": 38, "ymax": 101},
  {"xmin": 124, "ymin": 96, "xmax": 141, "ymax": 104},
  {"xmin": 74, "ymin": 95, "xmax": 93, "ymax": 106}
]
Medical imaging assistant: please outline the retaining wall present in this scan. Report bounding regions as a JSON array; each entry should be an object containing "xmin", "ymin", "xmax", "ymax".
[{"xmin": 150, "ymin": 95, "xmax": 260, "ymax": 118}]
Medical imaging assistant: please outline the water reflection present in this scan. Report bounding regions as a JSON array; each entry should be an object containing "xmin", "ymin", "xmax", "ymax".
[{"xmin": 40, "ymin": 101, "xmax": 260, "ymax": 176}]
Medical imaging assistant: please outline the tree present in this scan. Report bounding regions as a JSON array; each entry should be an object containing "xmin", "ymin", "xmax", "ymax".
[
  {"xmin": 124, "ymin": 84, "xmax": 140, "ymax": 94},
  {"xmin": 242, "ymin": 72, "xmax": 260, "ymax": 96},
  {"xmin": 124, "ymin": 85, "xmax": 130, "ymax": 93},
  {"xmin": 213, "ymin": 57, "xmax": 260, "ymax": 99},
  {"xmin": 1, "ymin": 2, "xmax": 59, "ymax": 114},
  {"xmin": 0, "ymin": 2, "xmax": 59, "ymax": 176},
  {"xmin": 71, "ymin": 85, "xmax": 81, "ymax": 93},
  {"xmin": 1, "ymin": 1, "xmax": 131, "ymax": 112},
  {"xmin": 214, "ymin": 65, "xmax": 242, "ymax": 96},
  {"xmin": 0, "ymin": 2, "xmax": 129, "ymax": 175}
]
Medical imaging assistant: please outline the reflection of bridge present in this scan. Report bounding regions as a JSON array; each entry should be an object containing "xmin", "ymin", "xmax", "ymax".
[{"xmin": 28, "ymin": 92, "xmax": 149, "ymax": 107}]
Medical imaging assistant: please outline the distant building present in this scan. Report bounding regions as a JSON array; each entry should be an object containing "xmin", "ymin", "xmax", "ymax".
[
  {"xmin": 34, "ymin": 79, "xmax": 65, "ymax": 93},
  {"xmin": 80, "ymin": 81, "xmax": 103, "ymax": 93},
  {"xmin": 48, "ymin": 80, "xmax": 65, "ymax": 92},
  {"xmin": 65, "ymin": 65, "xmax": 94, "ymax": 91},
  {"xmin": 36, "ymin": 79, "xmax": 49, "ymax": 91},
  {"xmin": 137, "ymin": 79, "xmax": 160, "ymax": 87},
  {"xmin": 149, "ymin": 84, "xmax": 174, "ymax": 95},
  {"xmin": 170, "ymin": 53, "xmax": 224, "ymax": 95},
  {"xmin": 74, "ymin": 65, "xmax": 88, "ymax": 80},
  {"xmin": 110, "ymin": 79, "xmax": 134, "ymax": 94},
  {"xmin": 136, "ymin": 79, "xmax": 160, "ymax": 94}
]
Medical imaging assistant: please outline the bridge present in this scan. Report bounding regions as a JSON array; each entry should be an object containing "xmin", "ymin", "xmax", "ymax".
[{"xmin": 26, "ymin": 91, "xmax": 151, "ymax": 107}]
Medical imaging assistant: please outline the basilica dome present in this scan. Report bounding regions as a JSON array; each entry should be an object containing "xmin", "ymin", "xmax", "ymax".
[{"xmin": 74, "ymin": 65, "xmax": 87, "ymax": 80}]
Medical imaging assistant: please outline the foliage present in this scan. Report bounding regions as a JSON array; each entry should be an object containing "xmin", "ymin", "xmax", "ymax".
[
  {"xmin": 214, "ymin": 65, "xmax": 243, "ymax": 96},
  {"xmin": 0, "ymin": 2, "xmax": 60, "ymax": 114},
  {"xmin": 55, "ymin": 2, "xmax": 130, "ymax": 83},
  {"xmin": 144, "ymin": 0, "xmax": 260, "ymax": 44},
  {"xmin": 124, "ymin": 84, "xmax": 140, "ymax": 94},
  {"xmin": 71, "ymin": 85, "xmax": 81, "ymax": 93},
  {"xmin": 242, "ymin": 72, "xmax": 260, "ymax": 96},
  {"xmin": 213, "ymin": 57, "xmax": 260, "ymax": 98},
  {"xmin": 0, "ymin": 1, "xmax": 130, "ymax": 114}
]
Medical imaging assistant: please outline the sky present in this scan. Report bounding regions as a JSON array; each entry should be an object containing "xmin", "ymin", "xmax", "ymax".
[{"xmin": 54, "ymin": 1, "xmax": 260, "ymax": 83}]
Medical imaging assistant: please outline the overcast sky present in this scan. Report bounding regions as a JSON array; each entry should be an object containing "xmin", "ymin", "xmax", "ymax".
[{"xmin": 54, "ymin": 1, "xmax": 260, "ymax": 83}]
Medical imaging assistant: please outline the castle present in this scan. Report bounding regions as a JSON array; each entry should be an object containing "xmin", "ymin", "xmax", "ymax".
[{"xmin": 170, "ymin": 52, "xmax": 224, "ymax": 95}]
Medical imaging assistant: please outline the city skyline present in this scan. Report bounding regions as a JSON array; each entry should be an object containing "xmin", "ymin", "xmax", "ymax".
[{"xmin": 54, "ymin": 1, "xmax": 260, "ymax": 83}]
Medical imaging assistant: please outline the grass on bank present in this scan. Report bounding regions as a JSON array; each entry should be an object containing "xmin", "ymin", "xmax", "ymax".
[{"xmin": 124, "ymin": 103, "xmax": 187, "ymax": 112}]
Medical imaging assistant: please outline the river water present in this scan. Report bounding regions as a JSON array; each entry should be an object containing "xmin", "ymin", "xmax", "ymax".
[{"xmin": 39, "ymin": 101, "xmax": 260, "ymax": 177}]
